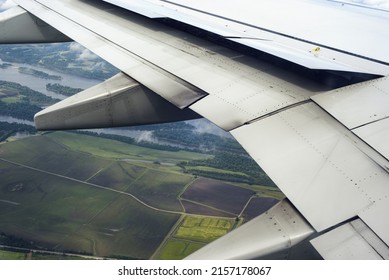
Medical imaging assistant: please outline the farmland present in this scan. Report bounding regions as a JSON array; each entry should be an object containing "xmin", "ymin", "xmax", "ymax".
[
  {"xmin": 0, "ymin": 131, "xmax": 281, "ymax": 259},
  {"xmin": 181, "ymin": 178, "xmax": 255, "ymax": 215},
  {"xmin": 154, "ymin": 216, "xmax": 238, "ymax": 260},
  {"xmin": 175, "ymin": 216, "xmax": 235, "ymax": 242}
]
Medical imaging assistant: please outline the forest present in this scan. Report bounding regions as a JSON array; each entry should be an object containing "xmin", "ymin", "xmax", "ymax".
[
  {"xmin": 46, "ymin": 83, "xmax": 83, "ymax": 96},
  {"xmin": 0, "ymin": 122, "xmax": 36, "ymax": 142}
]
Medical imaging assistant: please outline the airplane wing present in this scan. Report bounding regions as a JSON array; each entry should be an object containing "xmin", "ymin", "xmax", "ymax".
[{"xmin": 1, "ymin": 0, "xmax": 388, "ymax": 259}]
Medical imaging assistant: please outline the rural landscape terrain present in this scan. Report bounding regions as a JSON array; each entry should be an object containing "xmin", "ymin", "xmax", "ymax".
[{"xmin": 0, "ymin": 43, "xmax": 283, "ymax": 260}]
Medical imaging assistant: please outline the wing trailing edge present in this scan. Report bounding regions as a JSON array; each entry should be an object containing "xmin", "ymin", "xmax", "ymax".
[
  {"xmin": 34, "ymin": 73, "xmax": 201, "ymax": 130},
  {"xmin": 0, "ymin": 6, "xmax": 70, "ymax": 43}
]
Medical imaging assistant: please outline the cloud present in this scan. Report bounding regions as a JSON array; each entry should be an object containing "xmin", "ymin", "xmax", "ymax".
[
  {"xmin": 68, "ymin": 42, "xmax": 99, "ymax": 62},
  {"xmin": 78, "ymin": 49, "xmax": 99, "ymax": 61},
  {"xmin": 187, "ymin": 119, "xmax": 231, "ymax": 138},
  {"xmin": 68, "ymin": 42, "xmax": 85, "ymax": 52},
  {"xmin": 134, "ymin": 131, "xmax": 156, "ymax": 143},
  {"xmin": 0, "ymin": 0, "xmax": 17, "ymax": 12}
]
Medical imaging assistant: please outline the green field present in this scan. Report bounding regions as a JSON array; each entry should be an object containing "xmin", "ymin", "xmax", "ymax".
[
  {"xmin": 0, "ymin": 131, "xmax": 282, "ymax": 259},
  {"xmin": 47, "ymin": 132, "xmax": 210, "ymax": 164},
  {"xmin": 0, "ymin": 132, "xmax": 211, "ymax": 259},
  {"xmin": 0, "ymin": 133, "xmax": 186, "ymax": 259},
  {"xmin": 0, "ymin": 160, "xmax": 180, "ymax": 258}
]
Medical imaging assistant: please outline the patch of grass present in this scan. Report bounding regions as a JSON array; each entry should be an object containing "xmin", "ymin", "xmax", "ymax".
[
  {"xmin": 174, "ymin": 216, "xmax": 234, "ymax": 243},
  {"xmin": 1, "ymin": 96, "xmax": 22, "ymax": 103},
  {"xmin": 157, "ymin": 239, "xmax": 204, "ymax": 260},
  {"xmin": 46, "ymin": 132, "xmax": 210, "ymax": 163},
  {"xmin": 186, "ymin": 165, "xmax": 248, "ymax": 177},
  {"xmin": 0, "ymin": 250, "xmax": 26, "ymax": 260}
]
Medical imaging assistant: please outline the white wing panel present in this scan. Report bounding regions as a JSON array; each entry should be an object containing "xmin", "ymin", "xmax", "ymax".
[
  {"xmin": 312, "ymin": 77, "xmax": 389, "ymax": 129},
  {"xmin": 353, "ymin": 118, "xmax": 389, "ymax": 161},
  {"xmin": 231, "ymin": 102, "xmax": 389, "ymax": 232}
]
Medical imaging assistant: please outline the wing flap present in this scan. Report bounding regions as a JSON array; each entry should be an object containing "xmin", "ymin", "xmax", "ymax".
[
  {"xmin": 311, "ymin": 219, "xmax": 389, "ymax": 259},
  {"xmin": 359, "ymin": 200, "xmax": 389, "ymax": 247},
  {"xmin": 34, "ymin": 73, "xmax": 200, "ymax": 130}
]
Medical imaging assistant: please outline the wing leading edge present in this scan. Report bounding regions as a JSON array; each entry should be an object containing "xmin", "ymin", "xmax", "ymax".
[{"xmin": 2, "ymin": 0, "xmax": 389, "ymax": 259}]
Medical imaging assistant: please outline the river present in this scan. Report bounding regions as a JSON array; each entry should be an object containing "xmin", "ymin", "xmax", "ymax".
[
  {"xmin": 0, "ymin": 115, "xmax": 34, "ymax": 126},
  {"xmin": 0, "ymin": 61, "xmax": 101, "ymax": 100},
  {"xmin": 0, "ymin": 61, "xmax": 229, "ymax": 142}
]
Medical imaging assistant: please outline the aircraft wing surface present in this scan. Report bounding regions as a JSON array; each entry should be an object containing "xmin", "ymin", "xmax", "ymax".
[{"xmin": 1, "ymin": 0, "xmax": 388, "ymax": 259}]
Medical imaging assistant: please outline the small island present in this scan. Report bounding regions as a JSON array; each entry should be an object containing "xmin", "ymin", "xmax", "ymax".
[
  {"xmin": 46, "ymin": 83, "xmax": 83, "ymax": 96},
  {"xmin": 18, "ymin": 67, "xmax": 62, "ymax": 80},
  {"xmin": 0, "ymin": 63, "xmax": 12, "ymax": 69}
]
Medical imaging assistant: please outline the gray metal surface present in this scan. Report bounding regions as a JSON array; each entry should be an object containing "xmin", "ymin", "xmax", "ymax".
[
  {"xmin": 311, "ymin": 219, "xmax": 389, "ymax": 259},
  {"xmin": 34, "ymin": 73, "xmax": 200, "ymax": 130},
  {"xmin": 231, "ymin": 102, "xmax": 389, "ymax": 232},
  {"xmin": 186, "ymin": 200, "xmax": 314, "ymax": 259},
  {"xmin": 0, "ymin": 6, "xmax": 70, "ymax": 43}
]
